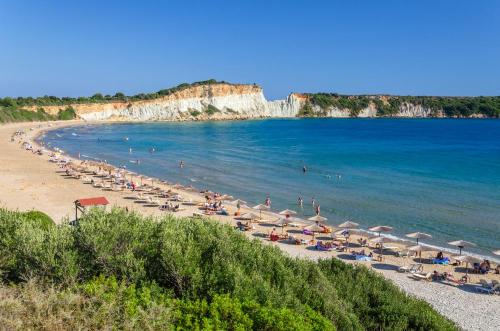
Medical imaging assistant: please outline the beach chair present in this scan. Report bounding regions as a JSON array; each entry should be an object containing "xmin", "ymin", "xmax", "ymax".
[
  {"xmin": 475, "ymin": 279, "xmax": 499, "ymax": 294},
  {"xmin": 82, "ymin": 176, "xmax": 92, "ymax": 184},
  {"xmin": 410, "ymin": 272, "xmax": 432, "ymax": 281},
  {"xmin": 147, "ymin": 196, "xmax": 160, "ymax": 206},
  {"xmin": 399, "ymin": 263, "xmax": 423, "ymax": 273},
  {"xmin": 396, "ymin": 250, "xmax": 410, "ymax": 258}
]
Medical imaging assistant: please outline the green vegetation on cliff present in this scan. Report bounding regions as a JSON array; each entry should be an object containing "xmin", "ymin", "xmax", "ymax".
[
  {"xmin": 0, "ymin": 99, "xmax": 77, "ymax": 123},
  {"xmin": 1, "ymin": 79, "xmax": 232, "ymax": 108},
  {"xmin": 0, "ymin": 208, "xmax": 456, "ymax": 330},
  {"xmin": 300, "ymin": 93, "xmax": 500, "ymax": 118}
]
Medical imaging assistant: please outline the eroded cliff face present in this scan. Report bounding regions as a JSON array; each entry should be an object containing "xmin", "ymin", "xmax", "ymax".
[{"xmin": 30, "ymin": 83, "xmax": 446, "ymax": 121}]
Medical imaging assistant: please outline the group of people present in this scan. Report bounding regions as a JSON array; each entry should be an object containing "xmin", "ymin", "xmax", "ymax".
[
  {"xmin": 296, "ymin": 196, "xmax": 320, "ymax": 215},
  {"xmin": 203, "ymin": 193, "xmax": 229, "ymax": 216},
  {"xmin": 475, "ymin": 260, "xmax": 495, "ymax": 274},
  {"xmin": 432, "ymin": 271, "xmax": 466, "ymax": 284}
]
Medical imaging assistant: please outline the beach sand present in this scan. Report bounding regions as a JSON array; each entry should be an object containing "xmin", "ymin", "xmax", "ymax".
[{"xmin": 1, "ymin": 121, "xmax": 499, "ymax": 330}]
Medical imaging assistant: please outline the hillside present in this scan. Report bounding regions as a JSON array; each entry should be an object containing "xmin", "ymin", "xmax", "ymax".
[
  {"xmin": 1, "ymin": 80, "xmax": 499, "ymax": 122},
  {"xmin": 0, "ymin": 208, "xmax": 456, "ymax": 330}
]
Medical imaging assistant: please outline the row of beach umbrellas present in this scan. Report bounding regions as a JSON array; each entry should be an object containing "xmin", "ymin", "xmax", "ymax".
[{"xmin": 235, "ymin": 200, "xmax": 499, "ymax": 264}]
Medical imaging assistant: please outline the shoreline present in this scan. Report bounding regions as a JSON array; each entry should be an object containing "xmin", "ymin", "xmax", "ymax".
[
  {"xmin": 40, "ymin": 119, "xmax": 500, "ymax": 264},
  {"xmin": 1, "ymin": 120, "xmax": 499, "ymax": 330}
]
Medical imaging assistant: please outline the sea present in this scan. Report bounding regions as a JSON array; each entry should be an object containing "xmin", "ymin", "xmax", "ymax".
[{"xmin": 41, "ymin": 119, "xmax": 500, "ymax": 260}]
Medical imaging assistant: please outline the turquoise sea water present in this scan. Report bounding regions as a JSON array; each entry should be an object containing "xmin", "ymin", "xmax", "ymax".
[{"xmin": 43, "ymin": 119, "xmax": 500, "ymax": 259}]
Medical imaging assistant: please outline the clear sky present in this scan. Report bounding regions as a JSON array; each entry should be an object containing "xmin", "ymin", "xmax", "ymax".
[{"xmin": 0, "ymin": 0, "xmax": 499, "ymax": 99}]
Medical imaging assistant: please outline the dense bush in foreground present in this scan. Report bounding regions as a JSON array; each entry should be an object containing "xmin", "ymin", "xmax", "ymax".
[{"xmin": 0, "ymin": 208, "xmax": 456, "ymax": 330}]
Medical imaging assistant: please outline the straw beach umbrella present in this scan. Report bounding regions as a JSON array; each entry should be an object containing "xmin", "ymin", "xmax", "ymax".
[
  {"xmin": 304, "ymin": 223, "xmax": 324, "ymax": 241},
  {"xmin": 231, "ymin": 199, "xmax": 247, "ymax": 206},
  {"xmin": 448, "ymin": 240, "xmax": 476, "ymax": 255},
  {"xmin": 253, "ymin": 204, "xmax": 270, "ymax": 219},
  {"xmin": 455, "ymin": 255, "xmax": 481, "ymax": 279},
  {"xmin": 370, "ymin": 236, "xmax": 393, "ymax": 254},
  {"xmin": 308, "ymin": 215, "xmax": 328, "ymax": 224},
  {"xmin": 408, "ymin": 244, "xmax": 432, "ymax": 262},
  {"xmin": 338, "ymin": 220, "xmax": 359, "ymax": 229},
  {"xmin": 369, "ymin": 225, "xmax": 393, "ymax": 237},
  {"xmin": 279, "ymin": 209, "xmax": 297, "ymax": 217},
  {"xmin": 240, "ymin": 212, "xmax": 260, "ymax": 222},
  {"xmin": 405, "ymin": 232, "xmax": 432, "ymax": 244}
]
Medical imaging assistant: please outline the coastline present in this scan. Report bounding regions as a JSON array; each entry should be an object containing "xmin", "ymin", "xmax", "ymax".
[
  {"xmin": 1, "ymin": 120, "xmax": 499, "ymax": 330},
  {"xmin": 40, "ymin": 119, "xmax": 500, "ymax": 264}
]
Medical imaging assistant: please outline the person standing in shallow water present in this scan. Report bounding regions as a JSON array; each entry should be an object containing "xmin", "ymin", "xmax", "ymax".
[
  {"xmin": 302, "ymin": 165, "xmax": 307, "ymax": 173},
  {"xmin": 311, "ymin": 197, "xmax": 315, "ymax": 207},
  {"xmin": 265, "ymin": 196, "xmax": 271, "ymax": 207},
  {"xmin": 179, "ymin": 160, "xmax": 184, "ymax": 168},
  {"xmin": 315, "ymin": 204, "xmax": 321, "ymax": 215},
  {"xmin": 297, "ymin": 196, "xmax": 303, "ymax": 207}
]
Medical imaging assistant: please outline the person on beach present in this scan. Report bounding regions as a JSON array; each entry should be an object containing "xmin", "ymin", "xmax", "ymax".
[
  {"xmin": 265, "ymin": 196, "xmax": 271, "ymax": 207},
  {"xmin": 297, "ymin": 196, "xmax": 303, "ymax": 207},
  {"xmin": 315, "ymin": 204, "xmax": 321, "ymax": 215}
]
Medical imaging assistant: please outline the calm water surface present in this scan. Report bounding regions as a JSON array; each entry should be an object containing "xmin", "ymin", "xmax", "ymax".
[{"xmin": 43, "ymin": 119, "xmax": 500, "ymax": 259}]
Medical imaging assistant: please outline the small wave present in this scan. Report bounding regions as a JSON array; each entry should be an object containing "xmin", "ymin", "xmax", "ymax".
[
  {"xmin": 190, "ymin": 178, "xmax": 197, "ymax": 182},
  {"xmin": 81, "ymin": 154, "xmax": 100, "ymax": 161}
]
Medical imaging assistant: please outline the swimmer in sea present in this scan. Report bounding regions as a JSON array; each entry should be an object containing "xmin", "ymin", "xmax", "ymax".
[
  {"xmin": 303, "ymin": 165, "xmax": 307, "ymax": 173},
  {"xmin": 129, "ymin": 147, "xmax": 132, "ymax": 153},
  {"xmin": 179, "ymin": 160, "xmax": 184, "ymax": 168}
]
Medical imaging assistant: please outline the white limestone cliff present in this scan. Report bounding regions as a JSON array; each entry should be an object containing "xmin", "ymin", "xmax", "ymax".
[{"xmin": 32, "ymin": 83, "xmax": 444, "ymax": 121}]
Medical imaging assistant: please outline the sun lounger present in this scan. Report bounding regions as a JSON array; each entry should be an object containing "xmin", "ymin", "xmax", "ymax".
[
  {"xmin": 399, "ymin": 263, "xmax": 423, "ymax": 273},
  {"xmin": 147, "ymin": 197, "xmax": 160, "ymax": 206},
  {"xmin": 354, "ymin": 254, "xmax": 372, "ymax": 261},
  {"xmin": 410, "ymin": 272, "xmax": 432, "ymax": 281},
  {"xmin": 475, "ymin": 280, "xmax": 500, "ymax": 294},
  {"xmin": 396, "ymin": 250, "xmax": 410, "ymax": 258}
]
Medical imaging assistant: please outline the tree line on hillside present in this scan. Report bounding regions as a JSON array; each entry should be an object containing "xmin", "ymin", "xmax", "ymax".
[
  {"xmin": 299, "ymin": 93, "xmax": 500, "ymax": 118},
  {"xmin": 0, "ymin": 80, "xmax": 232, "ymax": 108},
  {"xmin": 0, "ymin": 208, "xmax": 456, "ymax": 330},
  {"xmin": 0, "ymin": 102, "xmax": 76, "ymax": 123}
]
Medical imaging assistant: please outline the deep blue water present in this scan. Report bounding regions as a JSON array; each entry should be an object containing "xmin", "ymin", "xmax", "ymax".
[{"xmin": 43, "ymin": 119, "xmax": 500, "ymax": 259}]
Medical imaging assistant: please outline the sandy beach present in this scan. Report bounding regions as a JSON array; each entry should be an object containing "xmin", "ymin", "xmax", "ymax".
[{"xmin": 1, "ymin": 120, "xmax": 499, "ymax": 330}]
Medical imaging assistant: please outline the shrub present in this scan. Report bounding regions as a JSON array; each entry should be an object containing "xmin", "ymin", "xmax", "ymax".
[
  {"xmin": 0, "ymin": 209, "xmax": 78, "ymax": 283},
  {"xmin": 189, "ymin": 110, "xmax": 201, "ymax": 117},
  {"xmin": 0, "ymin": 208, "xmax": 456, "ymax": 330},
  {"xmin": 205, "ymin": 104, "xmax": 220, "ymax": 116},
  {"xmin": 22, "ymin": 210, "xmax": 55, "ymax": 230},
  {"xmin": 57, "ymin": 106, "xmax": 77, "ymax": 120}
]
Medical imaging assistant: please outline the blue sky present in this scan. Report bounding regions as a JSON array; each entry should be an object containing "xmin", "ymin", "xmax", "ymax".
[{"xmin": 0, "ymin": 0, "xmax": 499, "ymax": 99}]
